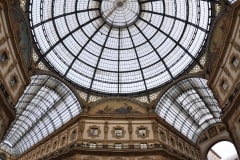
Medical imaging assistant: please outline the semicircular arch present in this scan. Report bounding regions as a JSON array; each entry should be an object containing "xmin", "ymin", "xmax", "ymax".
[
  {"xmin": 0, "ymin": 74, "xmax": 83, "ymax": 155},
  {"xmin": 154, "ymin": 77, "xmax": 222, "ymax": 142}
]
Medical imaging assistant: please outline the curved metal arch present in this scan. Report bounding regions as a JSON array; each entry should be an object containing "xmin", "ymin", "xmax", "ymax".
[
  {"xmin": 9, "ymin": 106, "xmax": 56, "ymax": 148},
  {"xmin": 32, "ymin": 71, "xmax": 85, "ymax": 107},
  {"xmin": 153, "ymin": 72, "xmax": 207, "ymax": 106},
  {"xmin": 154, "ymin": 77, "xmax": 221, "ymax": 142},
  {"xmin": 227, "ymin": 0, "xmax": 237, "ymax": 4},
  {"xmin": 0, "ymin": 74, "xmax": 83, "ymax": 155},
  {"xmin": 6, "ymin": 90, "xmax": 62, "ymax": 146},
  {"xmin": 7, "ymin": 114, "xmax": 36, "ymax": 145}
]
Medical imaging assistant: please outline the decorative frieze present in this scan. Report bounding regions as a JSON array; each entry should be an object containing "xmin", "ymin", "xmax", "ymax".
[{"xmin": 17, "ymin": 116, "xmax": 200, "ymax": 160}]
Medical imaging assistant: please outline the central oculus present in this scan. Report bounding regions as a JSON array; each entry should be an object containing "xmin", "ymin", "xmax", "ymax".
[{"xmin": 100, "ymin": 0, "xmax": 140, "ymax": 27}]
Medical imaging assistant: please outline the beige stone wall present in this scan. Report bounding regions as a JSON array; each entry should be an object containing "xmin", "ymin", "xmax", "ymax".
[
  {"xmin": 17, "ymin": 116, "xmax": 200, "ymax": 160},
  {"xmin": 55, "ymin": 154, "xmax": 182, "ymax": 160},
  {"xmin": 16, "ymin": 98, "xmax": 201, "ymax": 160},
  {"xmin": 209, "ymin": 7, "xmax": 240, "ymax": 108},
  {"xmin": 0, "ymin": 2, "xmax": 29, "ymax": 105},
  {"xmin": 0, "ymin": 107, "xmax": 9, "ymax": 140},
  {"xmin": 208, "ymin": 2, "xmax": 240, "ymax": 157},
  {"xmin": 198, "ymin": 124, "xmax": 231, "ymax": 159}
]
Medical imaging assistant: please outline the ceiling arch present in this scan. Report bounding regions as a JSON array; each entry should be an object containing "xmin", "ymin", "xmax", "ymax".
[
  {"xmin": 0, "ymin": 75, "xmax": 83, "ymax": 155},
  {"xmin": 155, "ymin": 78, "xmax": 222, "ymax": 142}
]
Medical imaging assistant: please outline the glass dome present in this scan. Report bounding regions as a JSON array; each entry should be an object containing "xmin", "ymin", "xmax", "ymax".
[{"xmin": 29, "ymin": 0, "xmax": 212, "ymax": 94}]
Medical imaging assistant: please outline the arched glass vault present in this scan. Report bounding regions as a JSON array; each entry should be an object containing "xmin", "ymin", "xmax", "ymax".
[
  {"xmin": 29, "ymin": 0, "xmax": 212, "ymax": 94},
  {"xmin": 155, "ymin": 78, "xmax": 222, "ymax": 142},
  {"xmin": 228, "ymin": 0, "xmax": 237, "ymax": 4},
  {"xmin": 0, "ymin": 75, "xmax": 82, "ymax": 155}
]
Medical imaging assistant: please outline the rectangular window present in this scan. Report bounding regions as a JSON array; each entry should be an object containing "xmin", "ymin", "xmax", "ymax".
[
  {"xmin": 140, "ymin": 143, "xmax": 147, "ymax": 149},
  {"xmin": 89, "ymin": 142, "xmax": 96, "ymax": 148},
  {"xmin": 90, "ymin": 128, "xmax": 98, "ymax": 136},
  {"xmin": 115, "ymin": 129, "xmax": 122, "ymax": 137},
  {"xmin": 139, "ymin": 129, "xmax": 147, "ymax": 137},
  {"xmin": 115, "ymin": 143, "xmax": 122, "ymax": 149}
]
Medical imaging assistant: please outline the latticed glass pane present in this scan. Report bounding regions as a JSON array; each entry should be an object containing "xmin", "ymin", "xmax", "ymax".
[
  {"xmin": 0, "ymin": 75, "xmax": 82, "ymax": 155},
  {"xmin": 155, "ymin": 78, "xmax": 222, "ymax": 142},
  {"xmin": 29, "ymin": 0, "xmax": 212, "ymax": 94},
  {"xmin": 228, "ymin": 0, "xmax": 237, "ymax": 4}
]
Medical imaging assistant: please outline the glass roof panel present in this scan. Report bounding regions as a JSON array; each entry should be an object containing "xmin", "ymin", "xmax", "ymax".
[
  {"xmin": 0, "ymin": 75, "xmax": 82, "ymax": 155},
  {"xmin": 29, "ymin": 0, "xmax": 212, "ymax": 94},
  {"xmin": 228, "ymin": 0, "xmax": 237, "ymax": 4},
  {"xmin": 155, "ymin": 78, "xmax": 222, "ymax": 142}
]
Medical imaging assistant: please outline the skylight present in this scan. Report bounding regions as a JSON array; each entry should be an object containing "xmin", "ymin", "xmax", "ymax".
[
  {"xmin": 29, "ymin": 0, "xmax": 212, "ymax": 94},
  {"xmin": 155, "ymin": 78, "xmax": 222, "ymax": 142},
  {"xmin": 0, "ymin": 75, "xmax": 82, "ymax": 155}
]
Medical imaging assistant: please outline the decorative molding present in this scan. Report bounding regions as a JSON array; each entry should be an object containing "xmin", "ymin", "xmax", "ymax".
[
  {"xmin": 0, "ymin": 36, "xmax": 8, "ymax": 45},
  {"xmin": 82, "ymin": 156, "xmax": 99, "ymax": 160},
  {"xmin": 128, "ymin": 122, "xmax": 132, "ymax": 133},
  {"xmin": 79, "ymin": 120, "xmax": 85, "ymax": 132},
  {"xmin": 184, "ymin": 144, "xmax": 190, "ymax": 155},
  {"xmin": 52, "ymin": 139, "xmax": 58, "ymax": 151},
  {"xmin": 9, "ymin": 74, "xmax": 18, "ymax": 89},
  {"xmin": 17, "ymin": 117, "xmax": 201, "ymax": 160},
  {"xmin": 96, "ymin": 103, "xmax": 143, "ymax": 114},
  {"xmin": 45, "ymin": 143, "xmax": 51, "ymax": 154},
  {"xmin": 159, "ymin": 128, "xmax": 167, "ymax": 143},
  {"xmin": 59, "ymin": 134, "xmax": 67, "ymax": 147},
  {"xmin": 111, "ymin": 126, "xmax": 126, "ymax": 139},
  {"xmin": 232, "ymin": 41, "xmax": 240, "ymax": 51},
  {"xmin": 178, "ymin": 140, "xmax": 184, "ymax": 152},
  {"xmin": 219, "ymin": 77, "xmax": 229, "ymax": 93},
  {"xmin": 87, "ymin": 125, "xmax": 101, "ymax": 138},
  {"xmin": 169, "ymin": 134, "xmax": 177, "ymax": 148},
  {"xmin": 136, "ymin": 126, "xmax": 150, "ymax": 139},
  {"xmin": 69, "ymin": 128, "xmax": 78, "ymax": 141},
  {"xmin": 222, "ymin": 66, "xmax": 233, "ymax": 80},
  {"xmin": 229, "ymin": 53, "xmax": 240, "ymax": 71},
  {"xmin": 0, "ymin": 49, "xmax": 9, "ymax": 67}
]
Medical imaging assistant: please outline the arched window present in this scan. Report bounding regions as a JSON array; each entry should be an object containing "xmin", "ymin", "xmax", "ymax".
[{"xmin": 207, "ymin": 141, "xmax": 238, "ymax": 160}]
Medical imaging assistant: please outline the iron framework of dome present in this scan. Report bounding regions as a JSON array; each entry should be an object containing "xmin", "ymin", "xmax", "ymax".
[
  {"xmin": 29, "ymin": 0, "xmax": 212, "ymax": 94},
  {"xmin": 0, "ymin": 75, "xmax": 83, "ymax": 155}
]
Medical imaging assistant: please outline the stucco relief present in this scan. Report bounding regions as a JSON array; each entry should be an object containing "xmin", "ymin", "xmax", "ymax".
[
  {"xmin": 208, "ymin": 15, "xmax": 230, "ymax": 72},
  {"xmin": 89, "ymin": 99, "xmax": 147, "ymax": 115}
]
